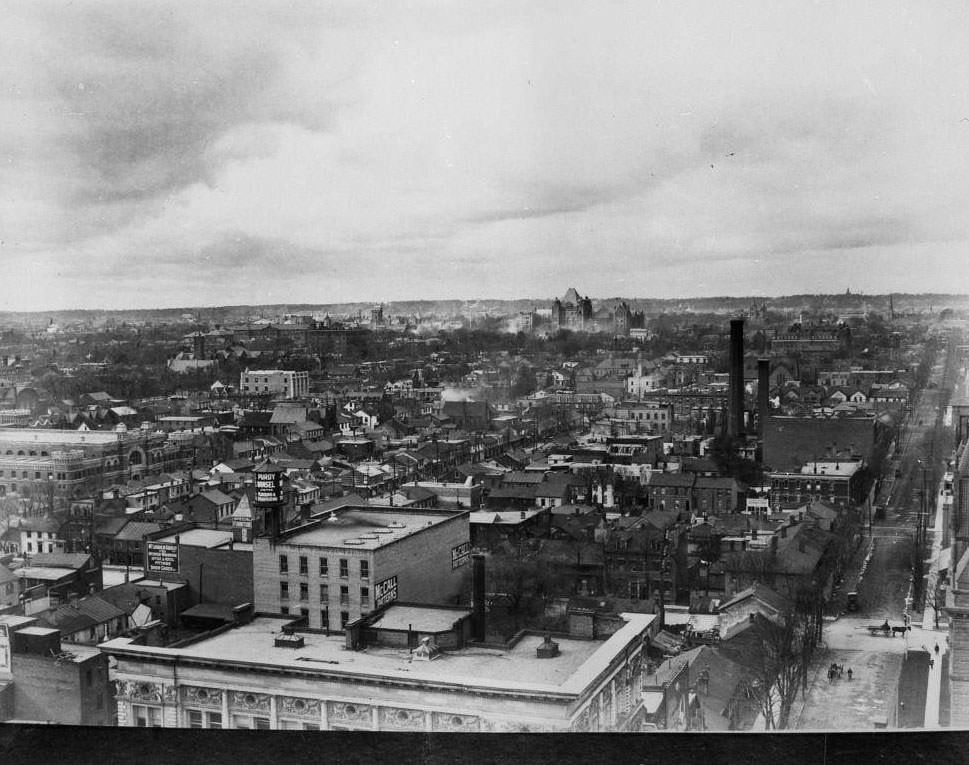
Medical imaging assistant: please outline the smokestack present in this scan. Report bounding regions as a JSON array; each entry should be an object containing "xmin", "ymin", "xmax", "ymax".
[
  {"xmin": 758, "ymin": 358, "xmax": 770, "ymax": 438},
  {"xmin": 728, "ymin": 318, "xmax": 745, "ymax": 439},
  {"xmin": 471, "ymin": 553, "xmax": 486, "ymax": 642}
]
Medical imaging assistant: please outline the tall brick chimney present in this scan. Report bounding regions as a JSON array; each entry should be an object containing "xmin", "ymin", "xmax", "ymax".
[
  {"xmin": 758, "ymin": 358, "xmax": 770, "ymax": 438},
  {"xmin": 728, "ymin": 318, "xmax": 745, "ymax": 439}
]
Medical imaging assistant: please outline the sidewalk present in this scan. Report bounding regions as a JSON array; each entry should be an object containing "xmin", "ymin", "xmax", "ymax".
[
  {"xmin": 903, "ymin": 627, "xmax": 946, "ymax": 727},
  {"xmin": 921, "ymin": 480, "xmax": 948, "ymax": 632}
]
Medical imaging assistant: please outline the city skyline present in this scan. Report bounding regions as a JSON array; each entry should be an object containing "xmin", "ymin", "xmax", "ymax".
[{"xmin": 5, "ymin": 1, "xmax": 969, "ymax": 312}]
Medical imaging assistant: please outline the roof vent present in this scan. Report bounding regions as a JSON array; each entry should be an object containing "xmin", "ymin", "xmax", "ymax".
[
  {"xmin": 343, "ymin": 538, "xmax": 365, "ymax": 546},
  {"xmin": 412, "ymin": 636, "xmax": 441, "ymax": 661},
  {"xmin": 388, "ymin": 522, "xmax": 406, "ymax": 529},
  {"xmin": 274, "ymin": 631, "xmax": 305, "ymax": 649},
  {"xmin": 536, "ymin": 634, "xmax": 560, "ymax": 659}
]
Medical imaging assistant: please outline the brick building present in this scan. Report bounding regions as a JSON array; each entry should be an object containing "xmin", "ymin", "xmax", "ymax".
[
  {"xmin": 0, "ymin": 615, "xmax": 113, "ymax": 725},
  {"xmin": 0, "ymin": 426, "xmax": 190, "ymax": 499},
  {"xmin": 100, "ymin": 610, "xmax": 657, "ymax": 731},
  {"xmin": 252, "ymin": 507, "xmax": 469, "ymax": 632},
  {"xmin": 239, "ymin": 369, "xmax": 309, "ymax": 400}
]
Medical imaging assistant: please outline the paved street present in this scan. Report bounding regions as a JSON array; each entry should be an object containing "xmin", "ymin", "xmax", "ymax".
[{"xmin": 796, "ymin": 343, "xmax": 960, "ymax": 730}]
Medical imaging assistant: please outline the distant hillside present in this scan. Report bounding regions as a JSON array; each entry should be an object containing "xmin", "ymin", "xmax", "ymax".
[{"xmin": 0, "ymin": 292, "xmax": 966, "ymax": 330}]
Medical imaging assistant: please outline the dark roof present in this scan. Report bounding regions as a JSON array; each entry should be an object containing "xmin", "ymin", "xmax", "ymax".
[
  {"xmin": 26, "ymin": 552, "xmax": 92, "ymax": 570},
  {"xmin": 501, "ymin": 471, "xmax": 546, "ymax": 485},
  {"xmin": 717, "ymin": 582, "xmax": 792, "ymax": 615},
  {"xmin": 763, "ymin": 415, "xmax": 876, "ymax": 472},
  {"xmin": 37, "ymin": 595, "xmax": 125, "ymax": 634},
  {"xmin": 114, "ymin": 522, "xmax": 164, "ymax": 542},
  {"xmin": 647, "ymin": 472, "xmax": 695, "ymax": 488}
]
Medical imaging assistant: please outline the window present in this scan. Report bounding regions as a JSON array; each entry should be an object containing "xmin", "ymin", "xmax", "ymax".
[
  {"xmin": 232, "ymin": 714, "xmax": 270, "ymax": 729},
  {"xmin": 280, "ymin": 581, "xmax": 289, "ymax": 600},
  {"xmin": 299, "ymin": 556, "xmax": 308, "ymax": 576},
  {"xmin": 340, "ymin": 611, "xmax": 350, "ymax": 628},
  {"xmin": 360, "ymin": 587, "xmax": 370, "ymax": 608},
  {"xmin": 280, "ymin": 720, "xmax": 320, "ymax": 730},
  {"xmin": 319, "ymin": 558, "xmax": 328, "ymax": 577},
  {"xmin": 279, "ymin": 555, "xmax": 289, "ymax": 574},
  {"xmin": 132, "ymin": 705, "xmax": 162, "ymax": 727},
  {"xmin": 359, "ymin": 560, "xmax": 369, "ymax": 580},
  {"xmin": 188, "ymin": 710, "xmax": 224, "ymax": 729},
  {"xmin": 339, "ymin": 559, "xmax": 349, "ymax": 578},
  {"xmin": 320, "ymin": 584, "xmax": 329, "ymax": 602},
  {"xmin": 340, "ymin": 585, "xmax": 349, "ymax": 605},
  {"xmin": 299, "ymin": 582, "xmax": 309, "ymax": 601}
]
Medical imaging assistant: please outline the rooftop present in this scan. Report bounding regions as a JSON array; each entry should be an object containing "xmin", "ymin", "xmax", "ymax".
[
  {"xmin": 101, "ymin": 613, "xmax": 655, "ymax": 696},
  {"xmin": 367, "ymin": 605, "xmax": 470, "ymax": 633},
  {"xmin": 275, "ymin": 509, "xmax": 465, "ymax": 551},
  {"xmin": 153, "ymin": 529, "xmax": 234, "ymax": 548}
]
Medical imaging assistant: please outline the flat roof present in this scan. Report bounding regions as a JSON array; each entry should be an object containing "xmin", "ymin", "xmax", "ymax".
[
  {"xmin": 18, "ymin": 567, "xmax": 76, "ymax": 581},
  {"xmin": 154, "ymin": 529, "xmax": 234, "ymax": 548},
  {"xmin": 798, "ymin": 461, "xmax": 862, "ymax": 476},
  {"xmin": 0, "ymin": 615, "xmax": 37, "ymax": 629},
  {"xmin": 367, "ymin": 605, "xmax": 471, "ymax": 633},
  {"xmin": 131, "ymin": 578, "xmax": 189, "ymax": 591},
  {"xmin": 102, "ymin": 613, "xmax": 655, "ymax": 696},
  {"xmin": 102, "ymin": 567, "xmax": 145, "ymax": 588},
  {"xmin": 279, "ymin": 509, "xmax": 463, "ymax": 551},
  {"xmin": 0, "ymin": 429, "xmax": 129, "ymax": 445}
]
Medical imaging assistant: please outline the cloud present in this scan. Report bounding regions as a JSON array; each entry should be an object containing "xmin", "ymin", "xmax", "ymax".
[{"xmin": 5, "ymin": 0, "xmax": 969, "ymax": 310}]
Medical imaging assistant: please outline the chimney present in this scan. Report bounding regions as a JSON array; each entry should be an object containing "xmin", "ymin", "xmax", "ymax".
[
  {"xmin": 757, "ymin": 358, "xmax": 770, "ymax": 438},
  {"xmin": 728, "ymin": 318, "xmax": 745, "ymax": 439},
  {"xmin": 471, "ymin": 553, "xmax": 486, "ymax": 642}
]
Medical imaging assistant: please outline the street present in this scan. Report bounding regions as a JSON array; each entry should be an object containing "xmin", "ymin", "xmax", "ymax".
[{"xmin": 795, "ymin": 335, "xmax": 961, "ymax": 730}]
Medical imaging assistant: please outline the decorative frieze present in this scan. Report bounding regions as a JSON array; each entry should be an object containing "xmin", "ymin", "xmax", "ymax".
[
  {"xmin": 379, "ymin": 706, "xmax": 425, "ymax": 730},
  {"xmin": 327, "ymin": 701, "xmax": 371, "ymax": 725},
  {"xmin": 230, "ymin": 691, "xmax": 271, "ymax": 713},
  {"xmin": 115, "ymin": 680, "xmax": 177, "ymax": 705},
  {"xmin": 279, "ymin": 696, "xmax": 322, "ymax": 719},
  {"xmin": 182, "ymin": 686, "xmax": 223, "ymax": 708},
  {"xmin": 432, "ymin": 712, "xmax": 479, "ymax": 732}
]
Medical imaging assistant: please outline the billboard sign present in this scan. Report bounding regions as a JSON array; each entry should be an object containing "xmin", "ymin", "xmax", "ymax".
[
  {"xmin": 451, "ymin": 541, "xmax": 471, "ymax": 569},
  {"xmin": 146, "ymin": 541, "xmax": 179, "ymax": 573},
  {"xmin": 745, "ymin": 498, "xmax": 770, "ymax": 513},
  {"xmin": 255, "ymin": 471, "xmax": 283, "ymax": 505},
  {"xmin": 374, "ymin": 575, "xmax": 398, "ymax": 608}
]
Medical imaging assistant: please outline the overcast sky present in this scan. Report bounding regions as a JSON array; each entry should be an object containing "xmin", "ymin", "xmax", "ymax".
[{"xmin": 4, "ymin": 0, "xmax": 969, "ymax": 311}]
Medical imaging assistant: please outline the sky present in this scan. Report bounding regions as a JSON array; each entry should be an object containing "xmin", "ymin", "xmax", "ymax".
[{"xmin": 3, "ymin": 0, "xmax": 969, "ymax": 311}]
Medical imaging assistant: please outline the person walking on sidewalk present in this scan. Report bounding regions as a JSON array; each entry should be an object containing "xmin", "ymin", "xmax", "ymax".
[
  {"xmin": 847, "ymin": 668, "xmax": 853, "ymax": 681},
  {"xmin": 935, "ymin": 643, "xmax": 940, "ymax": 655}
]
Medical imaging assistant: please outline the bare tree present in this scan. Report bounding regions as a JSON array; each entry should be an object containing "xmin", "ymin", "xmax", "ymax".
[
  {"xmin": 744, "ymin": 590, "xmax": 824, "ymax": 729},
  {"xmin": 925, "ymin": 580, "xmax": 946, "ymax": 631}
]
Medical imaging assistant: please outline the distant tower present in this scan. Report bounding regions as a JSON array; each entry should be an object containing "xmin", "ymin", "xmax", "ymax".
[{"xmin": 192, "ymin": 332, "xmax": 206, "ymax": 360}]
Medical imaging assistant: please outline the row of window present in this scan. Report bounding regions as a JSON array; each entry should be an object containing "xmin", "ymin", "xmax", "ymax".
[
  {"xmin": 278, "ymin": 606, "xmax": 350, "ymax": 629},
  {"xmin": 137, "ymin": 705, "xmax": 327, "ymax": 730},
  {"xmin": 280, "ymin": 582, "xmax": 369, "ymax": 607},
  {"xmin": 280, "ymin": 555, "xmax": 368, "ymax": 580}
]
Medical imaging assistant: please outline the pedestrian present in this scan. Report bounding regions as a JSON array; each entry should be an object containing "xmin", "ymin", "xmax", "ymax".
[
  {"xmin": 847, "ymin": 668, "xmax": 853, "ymax": 681},
  {"xmin": 935, "ymin": 643, "xmax": 940, "ymax": 655},
  {"xmin": 930, "ymin": 658, "xmax": 935, "ymax": 669}
]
